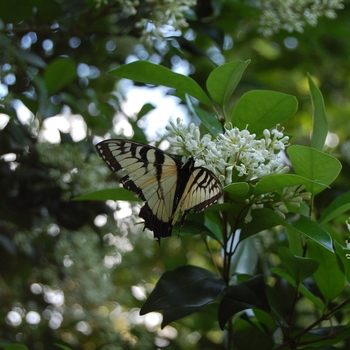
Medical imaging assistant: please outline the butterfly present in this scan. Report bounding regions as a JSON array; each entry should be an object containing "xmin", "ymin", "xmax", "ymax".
[{"xmin": 95, "ymin": 139, "xmax": 223, "ymax": 243}]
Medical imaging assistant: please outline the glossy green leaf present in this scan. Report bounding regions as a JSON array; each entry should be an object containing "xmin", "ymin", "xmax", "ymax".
[
  {"xmin": 254, "ymin": 174, "xmax": 321, "ymax": 196},
  {"xmin": 334, "ymin": 241, "xmax": 350, "ymax": 283},
  {"xmin": 191, "ymin": 105, "xmax": 223, "ymax": 136},
  {"xmin": 140, "ymin": 265, "xmax": 225, "ymax": 314},
  {"xmin": 232, "ymin": 318, "xmax": 274, "ymax": 350},
  {"xmin": 73, "ymin": 188, "xmax": 142, "ymax": 202},
  {"xmin": 287, "ymin": 145, "xmax": 342, "ymax": 195},
  {"xmin": 318, "ymin": 190, "xmax": 350, "ymax": 224},
  {"xmin": 137, "ymin": 103, "xmax": 155, "ymax": 119},
  {"xmin": 240, "ymin": 208, "xmax": 286, "ymax": 241},
  {"xmin": 224, "ymin": 182, "xmax": 250, "ymax": 198},
  {"xmin": 308, "ymin": 74, "xmax": 328, "ymax": 150},
  {"xmin": 109, "ymin": 61, "xmax": 212, "ymax": 106},
  {"xmin": 278, "ymin": 246, "xmax": 319, "ymax": 283},
  {"xmin": 271, "ymin": 268, "xmax": 325, "ymax": 310},
  {"xmin": 206, "ymin": 60, "xmax": 250, "ymax": 107},
  {"xmin": 204, "ymin": 211, "xmax": 223, "ymax": 241},
  {"xmin": 218, "ymin": 275, "xmax": 269, "ymax": 330},
  {"xmin": 44, "ymin": 58, "xmax": 76, "ymax": 96},
  {"xmin": 231, "ymin": 90, "xmax": 298, "ymax": 135},
  {"xmin": 289, "ymin": 215, "xmax": 333, "ymax": 252},
  {"xmin": 162, "ymin": 305, "xmax": 203, "ymax": 327},
  {"xmin": 307, "ymin": 240, "xmax": 345, "ymax": 304}
]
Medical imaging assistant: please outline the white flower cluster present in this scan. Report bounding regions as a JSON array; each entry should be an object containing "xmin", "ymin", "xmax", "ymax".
[
  {"xmin": 136, "ymin": 0, "xmax": 196, "ymax": 42},
  {"xmin": 166, "ymin": 119, "xmax": 313, "ymax": 221},
  {"xmin": 257, "ymin": 0, "xmax": 345, "ymax": 36},
  {"xmin": 166, "ymin": 118, "xmax": 290, "ymax": 186},
  {"xmin": 94, "ymin": 0, "xmax": 196, "ymax": 42}
]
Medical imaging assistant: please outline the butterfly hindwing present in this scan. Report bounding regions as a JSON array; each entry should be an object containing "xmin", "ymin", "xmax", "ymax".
[{"xmin": 96, "ymin": 139, "xmax": 222, "ymax": 242}]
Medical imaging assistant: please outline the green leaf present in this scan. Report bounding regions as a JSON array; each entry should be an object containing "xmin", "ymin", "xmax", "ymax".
[
  {"xmin": 44, "ymin": 58, "xmax": 76, "ymax": 96},
  {"xmin": 241, "ymin": 209, "xmax": 333, "ymax": 252},
  {"xmin": 289, "ymin": 215, "xmax": 333, "ymax": 252},
  {"xmin": 271, "ymin": 267, "xmax": 325, "ymax": 310},
  {"xmin": 278, "ymin": 246, "xmax": 319, "ymax": 283},
  {"xmin": 231, "ymin": 90, "xmax": 298, "ymax": 135},
  {"xmin": 318, "ymin": 190, "xmax": 350, "ymax": 224},
  {"xmin": 254, "ymin": 174, "xmax": 321, "ymax": 196},
  {"xmin": 232, "ymin": 318, "xmax": 274, "ymax": 350},
  {"xmin": 287, "ymin": 145, "xmax": 342, "ymax": 195},
  {"xmin": 54, "ymin": 344, "xmax": 73, "ymax": 350},
  {"xmin": 191, "ymin": 105, "xmax": 223, "ymax": 136},
  {"xmin": 2, "ymin": 346, "xmax": 29, "ymax": 350},
  {"xmin": 109, "ymin": 61, "xmax": 212, "ymax": 106},
  {"xmin": 224, "ymin": 182, "xmax": 250, "ymax": 198},
  {"xmin": 73, "ymin": 188, "xmax": 142, "ymax": 202},
  {"xmin": 162, "ymin": 305, "xmax": 203, "ymax": 327},
  {"xmin": 240, "ymin": 208, "xmax": 286, "ymax": 241},
  {"xmin": 218, "ymin": 275, "xmax": 269, "ymax": 329},
  {"xmin": 204, "ymin": 211, "xmax": 223, "ymax": 241},
  {"xmin": 307, "ymin": 240, "xmax": 345, "ymax": 304},
  {"xmin": 137, "ymin": 103, "xmax": 156, "ymax": 119},
  {"xmin": 140, "ymin": 265, "xmax": 225, "ymax": 314},
  {"xmin": 0, "ymin": 0, "xmax": 33, "ymax": 23},
  {"xmin": 206, "ymin": 60, "xmax": 250, "ymax": 107},
  {"xmin": 308, "ymin": 74, "xmax": 328, "ymax": 150},
  {"xmin": 295, "ymin": 324, "xmax": 350, "ymax": 348},
  {"xmin": 334, "ymin": 241, "xmax": 350, "ymax": 282}
]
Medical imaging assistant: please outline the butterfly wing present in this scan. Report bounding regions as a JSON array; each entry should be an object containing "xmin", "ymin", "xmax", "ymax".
[
  {"xmin": 95, "ymin": 139, "xmax": 183, "ymax": 242},
  {"xmin": 172, "ymin": 164, "xmax": 223, "ymax": 227}
]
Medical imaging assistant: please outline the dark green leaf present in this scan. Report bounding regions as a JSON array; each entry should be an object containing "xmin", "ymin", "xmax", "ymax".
[
  {"xmin": 0, "ymin": 0, "xmax": 33, "ymax": 23},
  {"xmin": 254, "ymin": 174, "xmax": 321, "ymax": 196},
  {"xmin": 109, "ymin": 61, "xmax": 212, "ymax": 106},
  {"xmin": 73, "ymin": 188, "xmax": 142, "ymax": 202},
  {"xmin": 140, "ymin": 265, "xmax": 225, "ymax": 314},
  {"xmin": 192, "ymin": 105, "xmax": 223, "ymax": 136},
  {"xmin": 2, "ymin": 345, "xmax": 29, "ymax": 350},
  {"xmin": 271, "ymin": 268, "xmax": 325, "ymax": 310},
  {"xmin": 218, "ymin": 275, "xmax": 269, "ymax": 329},
  {"xmin": 278, "ymin": 246, "xmax": 319, "ymax": 283},
  {"xmin": 204, "ymin": 210, "xmax": 223, "ymax": 241},
  {"xmin": 224, "ymin": 182, "xmax": 250, "ymax": 198},
  {"xmin": 240, "ymin": 208, "xmax": 286, "ymax": 241},
  {"xmin": 232, "ymin": 318, "xmax": 274, "ymax": 350},
  {"xmin": 54, "ymin": 344, "xmax": 73, "ymax": 350},
  {"xmin": 44, "ymin": 58, "xmax": 77, "ymax": 96},
  {"xmin": 231, "ymin": 90, "xmax": 298, "ymax": 135},
  {"xmin": 294, "ymin": 324, "xmax": 350, "ymax": 348},
  {"xmin": 287, "ymin": 145, "xmax": 342, "ymax": 195},
  {"xmin": 318, "ymin": 190, "xmax": 350, "ymax": 224},
  {"xmin": 206, "ymin": 60, "xmax": 250, "ymax": 107},
  {"xmin": 334, "ymin": 241, "xmax": 350, "ymax": 282},
  {"xmin": 289, "ymin": 215, "xmax": 333, "ymax": 252},
  {"xmin": 137, "ymin": 103, "xmax": 156, "ymax": 119},
  {"xmin": 308, "ymin": 74, "xmax": 328, "ymax": 150},
  {"xmin": 307, "ymin": 240, "xmax": 345, "ymax": 304},
  {"xmin": 161, "ymin": 305, "xmax": 203, "ymax": 328}
]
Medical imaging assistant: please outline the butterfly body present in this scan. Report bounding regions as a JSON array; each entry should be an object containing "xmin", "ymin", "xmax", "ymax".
[{"xmin": 96, "ymin": 139, "xmax": 222, "ymax": 243}]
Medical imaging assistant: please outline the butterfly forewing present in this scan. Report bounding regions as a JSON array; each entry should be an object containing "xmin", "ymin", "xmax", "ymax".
[{"xmin": 96, "ymin": 139, "xmax": 222, "ymax": 243}]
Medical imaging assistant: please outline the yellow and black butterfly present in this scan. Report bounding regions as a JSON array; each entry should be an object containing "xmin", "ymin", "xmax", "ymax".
[{"xmin": 95, "ymin": 139, "xmax": 223, "ymax": 243}]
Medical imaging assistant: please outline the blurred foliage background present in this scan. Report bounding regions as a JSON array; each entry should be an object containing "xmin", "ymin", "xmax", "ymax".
[{"xmin": 1, "ymin": 0, "xmax": 350, "ymax": 349}]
